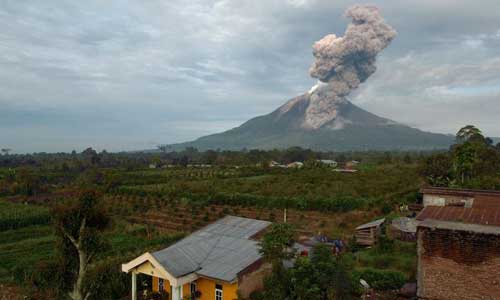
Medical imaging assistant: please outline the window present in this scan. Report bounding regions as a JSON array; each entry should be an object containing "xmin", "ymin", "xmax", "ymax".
[
  {"xmin": 190, "ymin": 282, "xmax": 197, "ymax": 299},
  {"xmin": 159, "ymin": 278, "xmax": 164, "ymax": 291},
  {"xmin": 215, "ymin": 284, "xmax": 223, "ymax": 300}
]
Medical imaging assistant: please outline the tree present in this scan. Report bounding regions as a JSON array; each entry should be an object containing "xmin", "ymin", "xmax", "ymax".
[
  {"xmin": 52, "ymin": 190, "xmax": 110, "ymax": 300},
  {"xmin": 82, "ymin": 148, "xmax": 100, "ymax": 166},
  {"xmin": 1, "ymin": 148, "xmax": 11, "ymax": 155},
  {"xmin": 260, "ymin": 223, "xmax": 295, "ymax": 300},
  {"xmin": 157, "ymin": 145, "xmax": 169, "ymax": 153},
  {"xmin": 259, "ymin": 223, "xmax": 295, "ymax": 266},
  {"xmin": 456, "ymin": 125, "xmax": 483, "ymax": 144},
  {"xmin": 419, "ymin": 153, "xmax": 453, "ymax": 186}
]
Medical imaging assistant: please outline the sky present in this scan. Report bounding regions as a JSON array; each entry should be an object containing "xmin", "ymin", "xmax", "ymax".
[{"xmin": 1, "ymin": 0, "xmax": 500, "ymax": 153}]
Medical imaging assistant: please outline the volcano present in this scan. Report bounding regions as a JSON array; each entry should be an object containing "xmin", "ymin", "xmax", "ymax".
[
  {"xmin": 170, "ymin": 94, "xmax": 453, "ymax": 151},
  {"xmin": 169, "ymin": 5, "xmax": 454, "ymax": 151}
]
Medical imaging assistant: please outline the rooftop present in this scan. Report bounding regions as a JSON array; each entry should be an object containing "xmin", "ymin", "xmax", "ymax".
[
  {"xmin": 417, "ymin": 206, "xmax": 500, "ymax": 227},
  {"xmin": 418, "ymin": 219, "xmax": 500, "ymax": 235},
  {"xmin": 151, "ymin": 215, "xmax": 271, "ymax": 282},
  {"xmin": 355, "ymin": 218, "xmax": 385, "ymax": 230},
  {"xmin": 421, "ymin": 187, "xmax": 500, "ymax": 198}
]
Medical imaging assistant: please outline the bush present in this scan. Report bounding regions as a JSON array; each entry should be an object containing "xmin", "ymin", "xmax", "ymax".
[
  {"xmin": 352, "ymin": 268, "xmax": 406, "ymax": 291},
  {"xmin": 249, "ymin": 290, "xmax": 264, "ymax": 300}
]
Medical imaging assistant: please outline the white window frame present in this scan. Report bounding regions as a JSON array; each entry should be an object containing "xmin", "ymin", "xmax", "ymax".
[{"xmin": 215, "ymin": 284, "xmax": 223, "ymax": 300}]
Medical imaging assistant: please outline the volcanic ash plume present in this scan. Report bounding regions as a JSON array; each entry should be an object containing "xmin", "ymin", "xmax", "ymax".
[{"xmin": 303, "ymin": 5, "xmax": 396, "ymax": 129}]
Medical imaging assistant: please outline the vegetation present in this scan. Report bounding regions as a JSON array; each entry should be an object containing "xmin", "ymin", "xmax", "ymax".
[
  {"xmin": 0, "ymin": 127, "xmax": 497, "ymax": 299},
  {"xmin": 421, "ymin": 125, "xmax": 500, "ymax": 189},
  {"xmin": 0, "ymin": 200, "xmax": 50, "ymax": 231}
]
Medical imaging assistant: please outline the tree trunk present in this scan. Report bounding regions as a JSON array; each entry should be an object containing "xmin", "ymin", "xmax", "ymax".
[{"xmin": 68, "ymin": 248, "xmax": 89, "ymax": 300}]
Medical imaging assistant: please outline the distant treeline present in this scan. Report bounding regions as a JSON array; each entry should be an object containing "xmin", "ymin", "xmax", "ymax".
[{"xmin": 0, "ymin": 146, "xmax": 440, "ymax": 169}]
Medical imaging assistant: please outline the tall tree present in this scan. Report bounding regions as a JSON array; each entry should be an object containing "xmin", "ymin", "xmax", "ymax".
[
  {"xmin": 456, "ymin": 125, "xmax": 483, "ymax": 143},
  {"xmin": 260, "ymin": 223, "xmax": 295, "ymax": 300},
  {"xmin": 52, "ymin": 190, "xmax": 110, "ymax": 300}
]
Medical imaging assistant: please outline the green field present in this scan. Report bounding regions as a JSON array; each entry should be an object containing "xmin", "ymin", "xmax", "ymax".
[{"xmin": 0, "ymin": 200, "xmax": 183, "ymax": 287}]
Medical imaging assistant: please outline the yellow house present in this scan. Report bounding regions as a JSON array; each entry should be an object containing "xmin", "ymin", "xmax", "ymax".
[{"xmin": 122, "ymin": 216, "xmax": 271, "ymax": 300}]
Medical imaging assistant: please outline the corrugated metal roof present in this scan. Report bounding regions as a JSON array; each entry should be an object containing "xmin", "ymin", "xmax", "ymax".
[
  {"xmin": 355, "ymin": 218, "xmax": 385, "ymax": 230},
  {"xmin": 152, "ymin": 216, "xmax": 271, "ymax": 282},
  {"xmin": 418, "ymin": 219, "xmax": 500, "ymax": 235},
  {"xmin": 416, "ymin": 206, "xmax": 500, "ymax": 227},
  {"xmin": 391, "ymin": 217, "xmax": 418, "ymax": 233}
]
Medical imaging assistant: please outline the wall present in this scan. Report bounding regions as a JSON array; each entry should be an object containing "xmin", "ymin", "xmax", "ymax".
[
  {"xmin": 196, "ymin": 277, "xmax": 238, "ymax": 300},
  {"xmin": 423, "ymin": 194, "xmax": 474, "ymax": 207},
  {"xmin": 152, "ymin": 276, "xmax": 238, "ymax": 300},
  {"xmin": 238, "ymin": 261, "xmax": 272, "ymax": 299},
  {"xmin": 417, "ymin": 227, "xmax": 500, "ymax": 300},
  {"xmin": 153, "ymin": 276, "xmax": 172, "ymax": 299}
]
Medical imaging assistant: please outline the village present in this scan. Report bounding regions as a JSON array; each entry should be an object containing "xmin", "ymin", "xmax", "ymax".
[{"xmin": 120, "ymin": 186, "xmax": 500, "ymax": 300}]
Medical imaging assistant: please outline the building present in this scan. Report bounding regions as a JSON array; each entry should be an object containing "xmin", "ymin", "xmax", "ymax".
[
  {"xmin": 390, "ymin": 217, "xmax": 418, "ymax": 242},
  {"xmin": 417, "ymin": 188, "xmax": 500, "ymax": 300},
  {"xmin": 122, "ymin": 216, "xmax": 272, "ymax": 300},
  {"xmin": 421, "ymin": 187, "xmax": 500, "ymax": 208},
  {"xmin": 286, "ymin": 161, "xmax": 304, "ymax": 169},
  {"xmin": 316, "ymin": 159, "xmax": 338, "ymax": 167},
  {"xmin": 354, "ymin": 218, "xmax": 385, "ymax": 246}
]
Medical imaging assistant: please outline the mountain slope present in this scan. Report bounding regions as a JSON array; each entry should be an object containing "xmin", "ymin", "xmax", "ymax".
[{"xmin": 170, "ymin": 95, "xmax": 454, "ymax": 151}]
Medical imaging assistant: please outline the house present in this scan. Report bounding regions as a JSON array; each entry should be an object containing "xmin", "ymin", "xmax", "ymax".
[
  {"xmin": 286, "ymin": 161, "xmax": 304, "ymax": 169},
  {"xmin": 345, "ymin": 160, "xmax": 360, "ymax": 169},
  {"xmin": 416, "ymin": 187, "xmax": 500, "ymax": 299},
  {"xmin": 390, "ymin": 217, "xmax": 418, "ymax": 242},
  {"xmin": 122, "ymin": 216, "xmax": 272, "ymax": 300},
  {"xmin": 354, "ymin": 218, "xmax": 385, "ymax": 246},
  {"xmin": 317, "ymin": 160, "xmax": 338, "ymax": 167},
  {"xmin": 268, "ymin": 160, "xmax": 280, "ymax": 167},
  {"xmin": 421, "ymin": 187, "xmax": 500, "ymax": 208}
]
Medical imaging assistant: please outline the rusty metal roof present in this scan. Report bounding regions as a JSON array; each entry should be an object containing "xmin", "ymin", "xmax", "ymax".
[
  {"xmin": 421, "ymin": 187, "xmax": 500, "ymax": 198},
  {"xmin": 418, "ymin": 219, "xmax": 500, "ymax": 235},
  {"xmin": 417, "ymin": 206, "xmax": 500, "ymax": 227}
]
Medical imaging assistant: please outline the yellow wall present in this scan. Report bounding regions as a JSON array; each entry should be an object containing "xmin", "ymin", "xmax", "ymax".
[
  {"xmin": 196, "ymin": 277, "xmax": 238, "ymax": 300},
  {"xmin": 153, "ymin": 276, "xmax": 238, "ymax": 300},
  {"xmin": 153, "ymin": 276, "xmax": 172, "ymax": 299}
]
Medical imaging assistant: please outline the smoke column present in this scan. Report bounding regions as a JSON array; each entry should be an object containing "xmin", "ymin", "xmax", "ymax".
[{"xmin": 304, "ymin": 5, "xmax": 396, "ymax": 129}]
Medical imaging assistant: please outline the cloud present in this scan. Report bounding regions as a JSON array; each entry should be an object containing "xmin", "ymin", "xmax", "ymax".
[{"xmin": 0, "ymin": 0, "xmax": 500, "ymax": 152}]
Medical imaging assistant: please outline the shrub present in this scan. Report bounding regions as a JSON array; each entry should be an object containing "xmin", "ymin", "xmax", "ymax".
[{"xmin": 352, "ymin": 268, "xmax": 406, "ymax": 290}]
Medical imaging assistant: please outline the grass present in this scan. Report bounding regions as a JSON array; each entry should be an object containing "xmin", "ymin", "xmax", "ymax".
[{"xmin": 352, "ymin": 239, "xmax": 417, "ymax": 279}]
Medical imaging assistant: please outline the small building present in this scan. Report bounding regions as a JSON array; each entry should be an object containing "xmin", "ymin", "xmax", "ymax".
[
  {"xmin": 122, "ymin": 216, "xmax": 272, "ymax": 300},
  {"xmin": 417, "ymin": 220, "xmax": 500, "ymax": 300},
  {"xmin": 286, "ymin": 161, "xmax": 304, "ymax": 169},
  {"xmin": 390, "ymin": 217, "xmax": 418, "ymax": 242},
  {"xmin": 317, "ymin": 160, "xmax": 338, "ymax": 167},
  {"xmin": 416, "ymin": 187, "xmax": 500, "ymax": 299},
  {"xmin": 421, "ymin": 187, "xmax": 500, "ymax": 208},
  {"xmin": 355, "ymin": 218, "xmax": 385, "ymax": 246},
  {"xmin": 269, "ymin": 160, "xmax": 280, "ymax": 167}
]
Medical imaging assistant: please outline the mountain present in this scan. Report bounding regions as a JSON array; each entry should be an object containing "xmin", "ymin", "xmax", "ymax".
[{"xmin": 170, "ymin": 93, "xmax": 454, "ymax": 151}]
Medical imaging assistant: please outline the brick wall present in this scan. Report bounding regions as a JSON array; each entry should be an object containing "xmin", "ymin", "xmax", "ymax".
[
  {"xmin": 417, "ymin": 227, "xmax": 500, "ymax": 300},
  {"xmin": 237, "ymin": 260, "xmax": 272, "ymax": 299}
]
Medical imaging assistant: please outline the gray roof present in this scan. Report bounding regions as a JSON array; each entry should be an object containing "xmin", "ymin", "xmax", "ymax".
[
  {"xmin": 356, "ymin": 218, "xmax": 385, "ymax": 230},
  {"xmin": 391, "ymin": 217, "xmax": 418, "ymax": 233},
  {"xmin": 152, "ymin": 216, "xmax": 271, "ymax": 282}
]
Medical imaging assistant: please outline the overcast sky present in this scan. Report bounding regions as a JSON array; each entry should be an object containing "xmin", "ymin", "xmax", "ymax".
[{"xmin": 1, "ymin": 0, "xmax": 500, "ymax": 153}]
